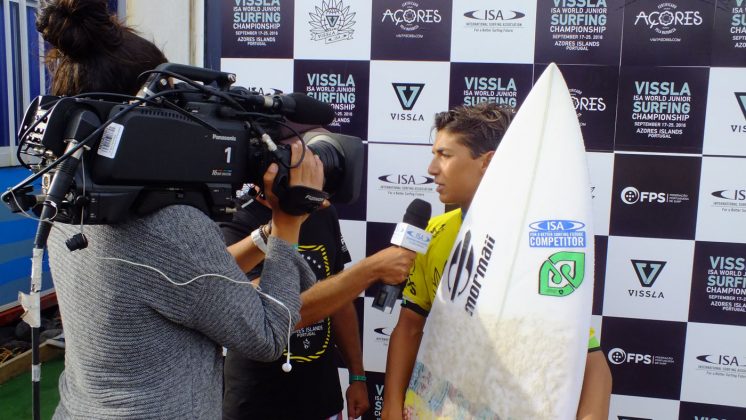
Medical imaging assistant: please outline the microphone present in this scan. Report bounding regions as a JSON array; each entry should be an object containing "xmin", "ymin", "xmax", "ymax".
[
  {"xmin": 231, "ymin": 91, "xmax": 336, "ymax": 125},
  {"xmin": 272, "ymin": 93, "xmax": 336, "ymax": 125},
  {"xmin": 372, "ymin": 199, "xmax": 432, "ymax": 313}
]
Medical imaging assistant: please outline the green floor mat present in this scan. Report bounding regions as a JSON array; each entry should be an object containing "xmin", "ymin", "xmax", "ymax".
[{"xmin": 0, "ymin": 356, "xmax": 64, "ymax": 420}]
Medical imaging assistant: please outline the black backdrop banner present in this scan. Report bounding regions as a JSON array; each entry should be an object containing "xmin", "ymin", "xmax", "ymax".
[{"xmin": 209, "ymin": 1, "xmax": 746, "ymax": 418}]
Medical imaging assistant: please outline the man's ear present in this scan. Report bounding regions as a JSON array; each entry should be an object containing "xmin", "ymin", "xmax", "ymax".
[{"xmin": 480, "ymin": 150, "xmax": 495, "ymax": 173}]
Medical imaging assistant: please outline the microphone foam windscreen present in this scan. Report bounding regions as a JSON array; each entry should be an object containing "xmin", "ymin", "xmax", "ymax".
[
  {"xmin": 403, "ymin": 198, "xmax": 431, "ymax": 229},
  {"xmin": 287, "ymin": 93, "xmax": 336, "ymax": 125}
]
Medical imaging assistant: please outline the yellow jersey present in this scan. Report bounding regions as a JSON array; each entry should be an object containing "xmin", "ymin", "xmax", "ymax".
[{"xmin": 400, "ymin": 208, "xmax": 601, "ymax": 352}]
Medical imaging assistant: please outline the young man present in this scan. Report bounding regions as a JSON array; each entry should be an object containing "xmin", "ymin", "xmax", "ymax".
[
  {"xmin": 222, "ymin": 130, "xmax": 416, "ymax": 420},
  {"xmin": 221, "ymin": 200, "xmax": 368, "ymax": 420},
  {"xmin": 382, "ymin": 103, "xmax": 612, "ymax": 420}
]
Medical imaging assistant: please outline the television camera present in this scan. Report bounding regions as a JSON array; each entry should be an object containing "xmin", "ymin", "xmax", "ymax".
[{"xmin": 2, "ymin": 63, "xmax": 364, "ymax": 227}]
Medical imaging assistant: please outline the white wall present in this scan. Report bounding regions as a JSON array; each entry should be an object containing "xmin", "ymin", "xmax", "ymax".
[{"xmin": 124, "ymin": 0, "xmax": 204, "ymax": 66}]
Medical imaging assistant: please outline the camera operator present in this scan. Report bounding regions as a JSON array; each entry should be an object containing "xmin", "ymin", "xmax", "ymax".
[{"xmin": 37, "ymin": 1, "xmax": 322, "ymax": 418}]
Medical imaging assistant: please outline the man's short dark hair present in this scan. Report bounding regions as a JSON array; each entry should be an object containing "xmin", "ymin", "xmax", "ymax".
[{"xmin": 433, "ymin": 102, "xmax": 515, "ymax": 158}]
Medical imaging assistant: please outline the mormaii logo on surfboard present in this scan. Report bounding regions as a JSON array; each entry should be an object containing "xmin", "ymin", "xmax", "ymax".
[
  {"xmin": 620, "ymin": 186, "xmax": 689, "ymax": 205},
  {"xmin": 538, "ymin": 251, "xmax": 585, "ymax": 297},
  {"xmin": 528, "ymin": 219, "xmax": 587, "ymax": 248},
  {"xmin": 445, "ymin": 230, "xmax": 495, "ymax": 315}
]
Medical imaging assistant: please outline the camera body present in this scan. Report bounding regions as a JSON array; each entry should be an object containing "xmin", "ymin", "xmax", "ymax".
[{"xmin": 5, "ymin": 64, "xmax": 363, "ymax": 224}]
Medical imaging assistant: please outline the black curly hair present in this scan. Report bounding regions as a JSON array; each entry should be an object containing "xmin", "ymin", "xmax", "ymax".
[
  {"xmin": 36, "ymin": 0, "xmax": 167, "ymax": 95},
  {"xmin": 433, "ymin": 102, "xmax": 515, "ymax": 158}
]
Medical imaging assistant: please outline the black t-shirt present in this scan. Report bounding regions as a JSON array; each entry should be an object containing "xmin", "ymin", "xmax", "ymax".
[{"xmin": 221, "ymin": 201, "xmax": 351, "ymax": 420}]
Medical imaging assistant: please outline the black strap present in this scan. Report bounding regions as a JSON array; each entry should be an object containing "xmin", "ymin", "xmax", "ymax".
[{"xmin": 278, "ymin": 185, "xmax": 329, "ymax": 215}]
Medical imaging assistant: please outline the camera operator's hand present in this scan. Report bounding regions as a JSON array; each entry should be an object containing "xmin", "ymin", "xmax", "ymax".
[{"xmin": 263, "ymin": 141, "xmax": 326, "ymax": 244}]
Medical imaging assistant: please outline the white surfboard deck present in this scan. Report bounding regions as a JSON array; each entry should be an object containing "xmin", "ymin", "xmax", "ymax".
[{"xmin": 404, "ymin": 64, "xmax": 594, "ymax": 420}]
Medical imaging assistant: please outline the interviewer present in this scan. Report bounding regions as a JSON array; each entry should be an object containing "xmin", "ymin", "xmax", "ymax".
[{"xmin": 37, "ymin": 0, "xmax": 320, "ymax": 418}]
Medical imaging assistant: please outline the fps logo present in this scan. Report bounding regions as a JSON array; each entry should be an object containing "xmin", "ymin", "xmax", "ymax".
[
  {"xmin": 620, "ymin": 186, "xmax": 689, "ymax": 205},
  {"xmin": 621, "ymin": 186, "xmax": 655, "ymax": 204},
  {"xmin": 538, "ymin": 252, "xmax": 585, "ymax": 297},
  {"xmin": 309, "ymin": 0, "xmax": 356, "ymax": 44},
  {"xmin": 634, "ymin": 2, "xmax": 703, "ymax": 35},
  {"xmin": 446, "ymin": 231, "xmax": 495, "ymax": 316},
  {"xmin": 607, "ymin": 347, "xmax": 675, "ymax": 366}
]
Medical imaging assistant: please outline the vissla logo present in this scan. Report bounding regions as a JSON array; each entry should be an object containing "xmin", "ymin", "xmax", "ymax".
[
  {"xmin": 631, "ymin": 260, "xmax": 666, "ymax": 287},
  {"xmin": 309, "ymin": 0, "xmax": 356, "ymax": 44},
  {"xmin": 634, "ymin": 2, "xmax": 703, "ymax": 35},
  {"xmin": 378, "ymin": 174, "xmax": 434, "ymax": 185},
  {"xmin": 538, "ymin": 251, "xmax": 585, "ymax": 297},
  {"xmin": 392, "ymin": 83, "xmax": 424, "ymax": 110},
  {"xmin": 736, "ymin": 92, "xmax": 746, "ymax": 120},
  {"xmin": 463, "ymin": 9, "xmax": 525, "ymax": 21}
]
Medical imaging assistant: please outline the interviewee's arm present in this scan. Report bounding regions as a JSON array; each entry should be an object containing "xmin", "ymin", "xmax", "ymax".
[
  {"xmin": 382, "ymin": 307, "xmax": 426, "ymax": 420},
  {"xmin": 295, "ymin": 246, "xmax": 415, "ymax": 329},
  {"xmin": 576, "ymin": 350, "xmax": 612, "ymax": 420}
]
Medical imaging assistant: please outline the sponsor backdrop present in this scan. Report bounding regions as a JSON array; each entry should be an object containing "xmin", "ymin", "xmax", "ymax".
[{"xmin": 213, "ymin": 0, "xmax": 746, "ymax": 418}]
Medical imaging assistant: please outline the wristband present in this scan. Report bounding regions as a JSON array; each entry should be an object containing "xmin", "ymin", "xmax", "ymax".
[
  {"xmin": 251, "ymin": 226, "xmax": 269, "ymax": 254},
  {"xmin": 349, "ymin": 374, "xmax": 367, "ymax": 384}
]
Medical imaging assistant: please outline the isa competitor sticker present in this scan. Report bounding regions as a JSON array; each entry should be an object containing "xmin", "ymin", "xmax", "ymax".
[{"xmin": 528, "ymin": 220, "xmax": 586, "ymax": 248}]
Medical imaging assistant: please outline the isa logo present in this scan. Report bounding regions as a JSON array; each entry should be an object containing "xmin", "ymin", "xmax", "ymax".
[{"xmin": 529, "ymin": 220, "xmax": 587, "ymax": 248}]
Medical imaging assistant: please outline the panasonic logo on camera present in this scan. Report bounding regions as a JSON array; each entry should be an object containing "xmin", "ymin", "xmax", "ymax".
[{"xmin": 212, "ymin": 134, "xmax": 237, "ymax": 142}]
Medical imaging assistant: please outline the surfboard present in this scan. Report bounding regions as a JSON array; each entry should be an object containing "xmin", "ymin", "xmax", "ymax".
[{"xmin": 404, "ymin": 64, "xmax": 595, "ymax": 419}]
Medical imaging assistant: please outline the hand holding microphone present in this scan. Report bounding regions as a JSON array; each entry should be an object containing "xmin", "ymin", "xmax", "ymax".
[{"xmin": 372, "ymin": 199, "xmax": 432, "ymax": 313}]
